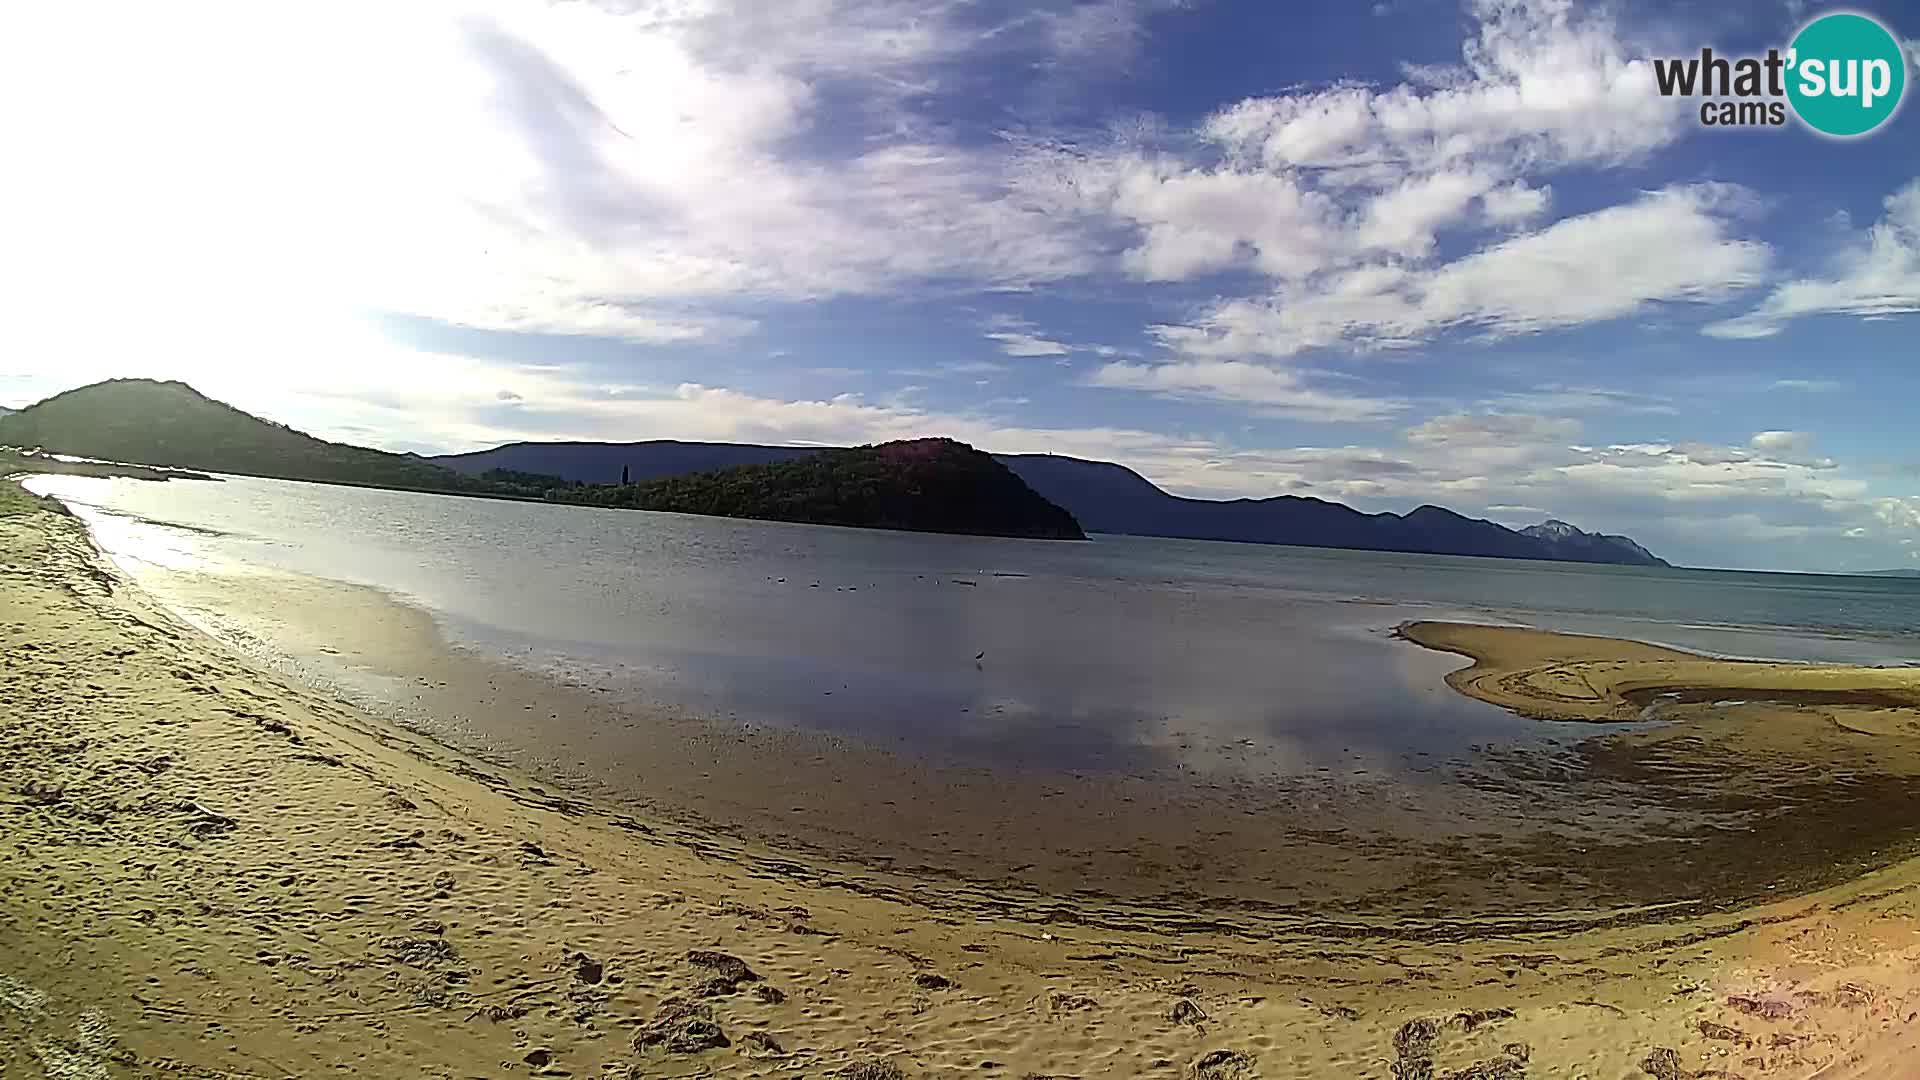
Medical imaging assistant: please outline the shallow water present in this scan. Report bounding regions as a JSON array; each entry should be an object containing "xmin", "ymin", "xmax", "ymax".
[
  {"xmin": 26, "ymin": 471, "xmax": 1920, "ymax": 917},
  {"xmin": 26, "ymin": 472, "xmax": 1919, "ymax": 780}
]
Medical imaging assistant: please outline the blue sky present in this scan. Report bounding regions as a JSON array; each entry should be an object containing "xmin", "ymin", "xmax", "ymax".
[{"xmin": 1, "ymin": 0, "xmax": 1917, "ymax": 571}]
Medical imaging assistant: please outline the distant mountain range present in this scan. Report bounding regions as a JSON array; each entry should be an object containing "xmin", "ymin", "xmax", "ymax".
[
  {"xmin": 0, "ymin": 381, "xmax": 1076, "ymax": 540},
  {"xmin": 437, "ymin": 440, "xmax": 1670, "ymax": 566},
  {"xmin": 0, "ymin": 379, "xmax": 1670, "ymax": 564},
  {"xmin": 435, "ymin": 439, "xmax": 816, "ymax": 485}
]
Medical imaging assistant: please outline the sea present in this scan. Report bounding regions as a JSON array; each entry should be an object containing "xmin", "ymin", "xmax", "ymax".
[{"xmin": 24, "ymin": 471, "xmax": 1920, "ymax": 781}]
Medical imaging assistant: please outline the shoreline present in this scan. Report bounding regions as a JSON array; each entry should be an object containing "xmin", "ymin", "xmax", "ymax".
[
  {"xmin": 1396, "ymin": 620, "xmax": 1920, "ymax": 724},
  {"xmin": 27, "ymin": 475, "xmax": 1920, "ymax": 928},
  {"xmin": 107, "ymin": 545, "xmax": 1920, "ymax": 929},
  {"xmin": 1395, "ymin": 619, "xmax": 1920, "ymax": 917},
  {"xmin": 6, "ymin": 491, "xmax": 1920, "ymax": 1075}
]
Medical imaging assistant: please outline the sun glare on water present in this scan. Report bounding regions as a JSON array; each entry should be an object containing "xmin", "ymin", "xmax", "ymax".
[{"xmin": 21, "ymin": 477, "xmax": 212, "ymax": 574}]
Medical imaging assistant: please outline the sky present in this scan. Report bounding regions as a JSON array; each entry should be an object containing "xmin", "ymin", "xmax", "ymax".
[{"xmin": 0, "ymin": 0, "xmax": 1916, "ymax": 572}]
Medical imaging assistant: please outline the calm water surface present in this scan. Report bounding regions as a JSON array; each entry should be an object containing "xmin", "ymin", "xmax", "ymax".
[{"xmin": 27, "ymin": 473, "xmax": 1920, "ymax": 778}]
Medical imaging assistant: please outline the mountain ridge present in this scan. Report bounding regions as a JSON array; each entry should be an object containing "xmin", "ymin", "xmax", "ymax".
[
  {"xmin": 1521, "ymin": 519, "xmax": 1662, "ymax": 566},
  {"xmin": 0, "ymin": 381, "xmax": 1082, "ymax": 540},
  {"xmin": 437, "ymin": 441, "xmax": 1670, "ymax": 566},
  {"xmin": 548, "ymin": 438, "xmax": 1084, "ymax": 540},
  {"xmin": 0, "ymin": 379, "xmax": 521, "ymax": 495},
  {"xmin": 0, "ymin": 380, "xmax": 1668, "ymax": 564}
]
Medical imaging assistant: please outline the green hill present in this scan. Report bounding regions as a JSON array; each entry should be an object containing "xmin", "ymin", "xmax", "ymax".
[
  {"xmin": 556, "ymin": 438, "xmax": 1086, "ymax": 540},
  {"xmin": 0, "ymin": 381, "xmax": 1085, "ymax": 540},
  {"xmin": 0, "ymin": 379, "xmax": 537, "ymax": 495}
]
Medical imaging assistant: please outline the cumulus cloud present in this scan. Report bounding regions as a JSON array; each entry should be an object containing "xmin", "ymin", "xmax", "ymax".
[
  {"xmin": 1099, "ymin": 167, "xmax": 1340, "ymax": 281},
  {"xmin": 1480, "ymin": 182, "xmax": 1553, "ymax": 226},
  {"xmin": 3, "ymin": 0, "xmax": 1157, "ymax": 344},
  {"xmin": 0, "ymin": 0, "xmax": 1798, "ymax": 369},
  {"xmin": 1750, "ymin": 430, "xmax": 1812, "ymax": 454},
  {"xmin": 1052, "ymin": 0, "xmax": 1694, "ymax": 295},
  {"xmin": 1024, "ymin": 0, "xmax": 1770, "ymax": 385},
  {"xmin": 1875, "ymin": 498, "xmax": 1920, "ymax": 533},
  {"xmin": 1148, "ymin": 185, "xmax": 1769, "ymax": 361},
  {"xmin": 1087, "ymin": 360, "xmax": 1405, "ymax": 421},
  {"xmin": 1202, "ymin": 0, "xmax": 1684, "ymax": 175},
  {"xmin": 950, "ymin": 0, "xmax": 1825, "ymax": 450},
  {"xmin": 1705, "ymin": 178, "xmax": 1920, "ymax": 339}
]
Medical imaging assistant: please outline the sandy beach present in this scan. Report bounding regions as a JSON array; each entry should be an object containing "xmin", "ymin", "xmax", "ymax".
[{"xmin": 6, "ymin": 485, "xmax": 1920, "ymax": 1078}]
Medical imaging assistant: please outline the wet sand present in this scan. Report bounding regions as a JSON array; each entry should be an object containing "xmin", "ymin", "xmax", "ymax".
[
  {"xmin": 1398, "ymin": 621, "xmax": 1920, "ymax": 917},
  {"xmin": 1398, "ymin": 620, "xmax": 1920, "ymax": 723},
  {"xmin": 6, "ymin": 488, "xmax": 1920, "ymax": 1076},
  {"xmin": 121, "ymin": 561, "xmax": 1599, "ymax": 928},
  {"xmin": 111, "ymin": 561, "xmax": 1920, "ymax": 932}
]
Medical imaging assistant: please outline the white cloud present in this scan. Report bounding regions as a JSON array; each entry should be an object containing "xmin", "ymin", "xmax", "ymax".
[
  {"xmin": 443, "ymin": 300, "xmax": 759, "ymax": 344},
  {"xmin": 1202, "ymin": 0, "xmax": 1684, "ymax": 176},
  {"xmin": 0, "ymin": 0, "xmax": 1822, "ymax": 375},
  {"xmin": 1151, "ymin": 185, "xmax": 1769, "ymax": 362},
  {"xmin": 1406, "ymin": 412, "xmax": 1582, "ymax": 447},
  {"xmin": 1750, "ymin": 430, "xmax": 1812, "ymax": 454},
  {"xmin": 1481, "ymin": 181, "xmax": 1552, "ymax": 226},
  {"xmin": 1101, "ymin": 166, "xmax": 1339, "ymax": 281},
  {"xmin": 1484, "ymin": 384, "xmax": 1677, "ymax": 415},
  {"xmin": 1413, "ymin": 186, "xmax": 1766, "ymax": 331},
  {"xmin": 1876, "ymin": 498, "xmax": 1920, "ymax": 533},
  {"xmin": 0, "ymin": 0, "xmax": 1139, "ymax": 345},
  {"xmin": 1037, "ymin": 0, "xmax": 1708, "ymax": 308},
  {"xmin": 1087, "ymin": 360, "xmax": 1405, "ymax": 421},
  {"xmin": 987, "ymin": 331, "xmax": 1072, "ymax": 357},
  {"xmin": 1705, "ymin": 178, "xmax": 1920, "ymax": 339},
  {"xmin": 1022, "ymin": 0, "xmax": 1787, "ymax": 377},
  {"xmin": 937, "ymin": 361, "xmax": 1012, "ymax": 376},
  {"xmin": 1100, "ymin": 0, "xmax": 1683, "ymax": 274},
  {"xmin": 1033, "ymin": 0, "xmax": 1189, "ymax": 65},
  {"xmin": 1355, "ymin": 171, "xmax": 1496, "ymax": 258}
]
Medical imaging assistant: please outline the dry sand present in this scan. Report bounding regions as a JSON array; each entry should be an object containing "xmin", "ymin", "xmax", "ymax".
[{"xmin": 6, "ymin": 488, "xmax": 1920, "ymax": 1078}]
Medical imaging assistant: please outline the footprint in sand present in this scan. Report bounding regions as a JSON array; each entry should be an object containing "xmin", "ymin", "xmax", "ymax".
[{"xmin": 3, "ymin": 970, "xmax": 121, "ymax": 1080}]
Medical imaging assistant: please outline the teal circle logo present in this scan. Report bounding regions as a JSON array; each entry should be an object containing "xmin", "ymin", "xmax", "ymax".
[{"xmin": 1786, "ymin": 12, "xmax": 1907, "ymax": 137}]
